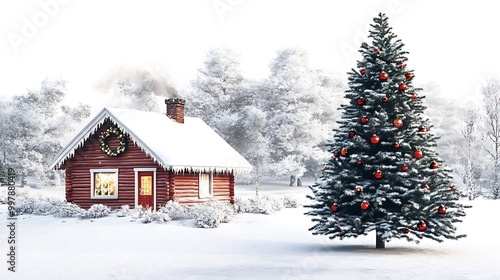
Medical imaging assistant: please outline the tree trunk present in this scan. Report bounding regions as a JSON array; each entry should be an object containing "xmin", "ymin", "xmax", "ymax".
[
  {"xmin": 297, "ymin": 176, "xmax": 302, "ymax": 187},
  {"xmin": 376, "ymin": 231, "xmax": 385, "ymax": 249},
  {"xmin": 21, "ymin": 173, "xmax": 27, "ymax": 188},
  {"xmin": 289, "ymin": 175, "xmax": 296, "ymax": 187},
  {"xmin": 467, "ymin": 141, "xmax": 473, "ymax": 200},
  {"xmin": 255, "ymin": 162, "xmax": 260, "ymax": 197},
  {"xmin": 495, "ymin": 130, "xmax": 500, "ymax": 199},
  {"xmin": 494, "ymin": 154, "xmax": 499, "ymax": 199}
]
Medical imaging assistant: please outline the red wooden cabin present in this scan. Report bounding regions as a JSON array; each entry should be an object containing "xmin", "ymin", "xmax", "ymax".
[{"xmin": 50, "ymin": 98, "xmax": 252, "ymax": 210}]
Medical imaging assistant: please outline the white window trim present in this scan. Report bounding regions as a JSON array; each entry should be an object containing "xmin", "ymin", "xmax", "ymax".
[
  {"xmin": 134, "ymin": 168, "xmax": 157, "ymax": 211},
  {"xmin": 199, "ymin": 173, "xmax": 213, "ymax": 199},
  {"xmin": 90, "ymin": 169, "xmax": 119, "ymax": 199}
]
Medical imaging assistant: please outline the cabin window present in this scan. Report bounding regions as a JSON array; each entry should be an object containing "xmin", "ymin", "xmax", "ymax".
[
  {"xmin": 90, "ymin": 169, "xmax": 119, "ymax": 199},
  {"xmin": 199, "ymin": 173, "xmax": 213, "ymax": 198}
]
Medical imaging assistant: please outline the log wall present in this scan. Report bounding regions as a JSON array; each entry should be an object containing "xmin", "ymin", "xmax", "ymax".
[{"xmin": 170, "ymin": 172, "xmax": 234, "ymax": 205}]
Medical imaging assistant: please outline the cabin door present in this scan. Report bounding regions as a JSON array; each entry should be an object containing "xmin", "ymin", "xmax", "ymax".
[{"xmin": 138, "ymin": 171, "xmax": 154, "ymax": 209}]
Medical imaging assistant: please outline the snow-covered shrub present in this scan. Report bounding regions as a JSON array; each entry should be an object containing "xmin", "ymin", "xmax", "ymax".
[
  {"xmin": 233, "ymin": 196, "xmax": 294, "ymax": 215},
  {"xmin": 152, "ymin": 212, "xmax": 171, "ymax": 224},
  {"xmin": 13, "ymin": 196, "xmax": 38, "ymax": 215},
  {"xmin": 141, "ymin": 208, "xmax": 154, "ymax": 223},
  {"xmin": 141, "ymin": 209, "xmax": 171, "ymax": 224},
  {"xmin": 282, "ymin": 195, "xmax": 300, "ymax": 208},
  {"xmin": 129, "ymin": 208, "xmax": 144, "ymax": 220},
  {"xmin": 247, "ymin": 196, "xmax": 284, "ymax": 214},
  {"xmin": 115, "ymin": 205, "xmax": 131, "ymax": 218},
  {"xmin": 79, "ymin": 204, "xmax": 111, "ymax": 219},
  {"xmin": 13, "ymin": 195, "xmax": 63, "ymax": 216},
  {"xmin": 233, "ymin": 197, "xmax": 251, "ymax": 213},
  {"xmin": 191, "ymin": 199, "xmax": 234, "ymax": 228},
  {"xmin": 269, "ymin": 196, "xmax": 285, "ymax": 212},
  {"xmin": 32, "ymin": 198, "xmax": 63, "ymax": 215},
  {"xmin": 116, "ymin": 206, "xmax": 172, "ymax": 224},
  {"xmin": 53, "ymin": 202, "xmax": 83, "ymax": 218},
  {"xmin": 128, "ymin": 207, "xmax": 151, "ymax": 219},
  {"xmin": 159, "ymin": 200, "xmax": 192, "ymax": 220}
]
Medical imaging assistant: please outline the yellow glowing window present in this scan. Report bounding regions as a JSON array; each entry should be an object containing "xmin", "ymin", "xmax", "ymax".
[
  {"xmin": 90, "ymin": 169, "xmax": 118, "ymax": 199},
  {"xmin": 140, "ymin": 176, "xmax": 153, "ymax": 195}
]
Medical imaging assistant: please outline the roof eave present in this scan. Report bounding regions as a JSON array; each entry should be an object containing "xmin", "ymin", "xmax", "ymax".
[
  {"xmin": 49, "ymin": 108, "xmax": 109, "ymax": 170},
  {"xmin": 49, "ymin": 108, "xmax": 168, "ymax": 170}
]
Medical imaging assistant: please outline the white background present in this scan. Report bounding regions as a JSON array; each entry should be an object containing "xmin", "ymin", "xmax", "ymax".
[{"xmin": 1, "ymin": 0, "xmax": 498, "ymax": 109}]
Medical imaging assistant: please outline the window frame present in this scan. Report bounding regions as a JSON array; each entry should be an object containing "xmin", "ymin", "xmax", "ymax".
[
  {"xmin": 198, "ymin": 173, "xmax": 213, "ymax": 198},
  {"xmin": 90, "ymin": 169, "xmax": 119, "ymax": 199}
]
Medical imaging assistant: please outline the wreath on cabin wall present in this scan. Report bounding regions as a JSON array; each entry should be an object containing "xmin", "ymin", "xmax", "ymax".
[{"xmin": 100, "ymin": 126, "xmax": 127, "ymax": 156}]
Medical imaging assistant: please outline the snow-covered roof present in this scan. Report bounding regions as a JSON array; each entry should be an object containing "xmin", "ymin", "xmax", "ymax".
[{"xmin": 49, "ymin": 107, "xmax": 252, "ymax": 173}]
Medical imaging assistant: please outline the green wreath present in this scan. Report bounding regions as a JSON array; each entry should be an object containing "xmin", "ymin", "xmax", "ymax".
[{"xmin": 100, "ymin": 126, "xmax": 127, "ymax": 156}]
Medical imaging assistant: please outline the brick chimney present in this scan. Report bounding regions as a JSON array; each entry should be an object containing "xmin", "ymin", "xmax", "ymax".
[{"xmin": 165, "ymin": 98, "xmax": 186, "ymax": 123}]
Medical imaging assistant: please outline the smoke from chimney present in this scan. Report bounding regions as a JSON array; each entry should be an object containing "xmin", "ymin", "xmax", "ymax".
[{"xmin": 94, "ymin": 66, "xmax": 179, "ymax": 98}]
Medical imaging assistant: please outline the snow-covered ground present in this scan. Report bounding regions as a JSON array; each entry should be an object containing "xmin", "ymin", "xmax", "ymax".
[{"xmin": 1, "ymin": 178, "xmax": 499, "ymax": 280}]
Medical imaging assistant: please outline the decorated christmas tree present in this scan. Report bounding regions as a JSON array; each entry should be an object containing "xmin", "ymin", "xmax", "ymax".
[{"xmin": 306, "ymin": 13, "xmax": 468, "ymax": 248}]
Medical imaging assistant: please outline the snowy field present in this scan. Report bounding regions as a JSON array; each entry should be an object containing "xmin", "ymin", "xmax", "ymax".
[{"xmin": 1, "ymin": 178, "xmax": 499, "ymax": 280}]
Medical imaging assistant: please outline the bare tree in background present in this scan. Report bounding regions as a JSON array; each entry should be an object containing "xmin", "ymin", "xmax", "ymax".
[
  {"xmin": 482, "ymin": 78, "xmax": 500, "ymax": 199},
  {"xmin": 460, "ymin": 107, "xmax": 484, "ymax": 200}
]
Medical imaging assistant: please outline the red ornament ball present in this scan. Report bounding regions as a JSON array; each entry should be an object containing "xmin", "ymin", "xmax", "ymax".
[
  {"xmin": 361, "ymin": 116, "xmax": 369, "ymax": 124},
  {"xmin": 333, "ymin": 151, "xmax": 340, "ymax": 157},
  {"xmin": 382, "ymin": 96, "xmax": 389, "ymax": 103},
  {"xmin": 341, "ymin": 148, "xmax": 349, "ymax": 157},
  {"xmin": 396, "ymin": 61, "xmax": 404, "ymax": 68},
  {"xmin": 404, "ymin": 228, "xmax": 410, "ymax": 234},
  {"xmin": 401, "ymin": 165, "xmax": 409, "ymax": 172},
  {"xmin": 331, "ymin": 203, "xmax": 339, "ymax": 212},
  {"xmin": 322, "ymin": 166, "xmax": 327, "ymax": 171},
  {"xmin": 394, "ymin": 142, "xmax": 400, "ymax": 149},
  {"xmin": 419, "ymin": 127, "xmax": 427, "ymax": 132},
  {"xmin": 399, "ymin": 83, "xmax": 407, "ymax": 91},
  {"xmin": 430, "ymin": 161, "xmax": 439, "ymax": 169},
  {"xmin": 370, "ymin": 134, "xmax": 380, "ymax": 145},
  {"xmin": 336, "ymin": 227, "xmax": 341, "ymax": 232},
  {"xmin": 356, "ymin": 159, "xmax": 363, "ymax": 165},
  {"xmin": 411, "ymin": 93, "xmax": 418, "ymax": 99},
  {"xmin": 360, "ymin": 201, "xmax": 370, "ymax": 210},
  {"xmin": 374, "ymin": 48, "xmax": 380, "ymax": 53},
  {"xmin": 357, "ymin": 97, "xmax": 365, "ymax": 106},
  {"xmin": 379, "ymin": 71, "xmax": 389, "ymax": 81},
  {"xmin": 348, "ymin": 131, "xmax": 356, "ymax": 138},
  {"xmin": 450, "ymin": 185, "xmax": 457, "ymax": 191},
  {"xmin": 374, "ymin": 170, "xmax": 383, "ymax": 180},
  {"xmin": 417, "ymin": 221, "xmax": 427, "ymax": 231},
  {"xmin": 393, "ymin": 118, "xmax": 403, "ymax": 128},
  {"xmin": 360, "ymin": 69, "xmax": 366, "ymax": 75},
  {"xmin": 405, "ymin": 72, "xmax": 414, "ymax": 80},
  {"xmin": 423, "ymin": 184, "xmax": 431, "ymax": 191},
  {"xmin": 438, "ymin": 204, "xmax": 447, "ymax": 214},
  {"xmin": 414, "ymin": 149, "xmax": 423, "ymax": 159},
  {"xmin": 355, "ymin": 186, "xmax": 362, "ymax": 193}
]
